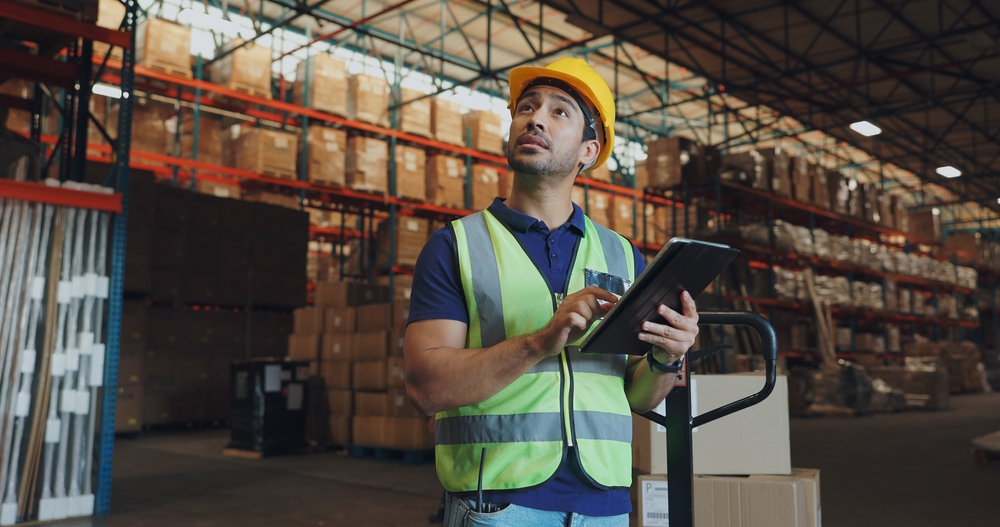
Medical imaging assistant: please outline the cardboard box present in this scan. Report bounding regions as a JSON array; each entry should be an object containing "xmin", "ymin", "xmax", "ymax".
[
  {"xmin": 610, "ymin": 195, "xmax": 636, "ymax": 238},
  {"xmin": 135, "ymin": 18, "xmax": 191, "ymax": 77},
  {"xmin": 355, "ymin": 332, "xmax": 388, "ymax": 361},
  {"xmin": 121, "ymin": 99, "xmax": 170, "ymax": 162},
  {"xmin": 287, "ymin": 333, "xmax": 320, "ymax": 362},
  {"xmin": 209, "ymin": 39, "xmax": 272, "ymax": 100},
  {"xmin": 792, "ymin": 158, "xmax": 813, "ymax": 204},
  {"xmin": 352, "ymin": 415, "xmax": 433, "ymax": 449},
  {"xmin": 387, "ymin": 356, "xmax": 406, "ymax": 388},
  {"xmin": 499, "ymin": 170, "xmax": 514, "ymax": 199},
  {"xmin": 322, "ymin": 333, "xmax": 356, "ymax": 362},
  {"xmin": 471, "ymin": 165, "xmax": 500, "ymax": 210},
  {"xmin": 585, "ymin": 163, "xmax": 612, "ymax": 183},
  {"xmin": 587, "ymin": 190, "xmax": 612, "ymax": 229},
  {"xmin": 346, "ymin": 136, "xmax": 389, "ymax": 193},
  {"xmin": 93, "ymin": 0, "xmax": 125, "ymax": 62},
  {"xmin": 636, "ymin": 469, "xmax": 821, "ymax": 527},
  {"xmin": 426, "ymin": 155, "xmax": 466, "ymax": 208},
  {"xmin": 633, "ymin": 374, "xmax": 790, "ymax": 475},
  {"xmin": 772, "ymin": 148, "xmax": 793, "ymax": 198},
  {"xmin": 358, "ymin": 304, "xmax": 392, "ymax": 332},
  {"xmin": 232, "ymin": 127, "xmax": 298, "ymax": 179},
  {"xmin": 169, "ymin": 113, "xmax": 224, "ymax": 167},
  {"xmin": 305, "ymin": 125, "xmax": 347, "ymax": 187},
  {"xmin": 321, "ymin": 360, "xmax": 351, "ymax": 389},
  {"xmin": 389, "ymin": 327, "xmax": 405, "ymax": 357},
  {"xmin": 634, "ymin": 161, "xmax": 648, "ymax": 190},
  {"xmin": 388, "ymin": 386, "xmax": 422, "ymax": 418},
  {"xmin": 353, "ymin": 360, "xmax": 387, "ymax": 391},
  {"xmin": 431, "ymin": 98, "xmax": 464, "ymax": 146},
  {"xmin": 115, "ymin": 386, "xmax": 143, "ymax": 433},
  {"xmin": 392, "ymin": 302, "xmax": 409, "ymax": 329},
  {"xmin": 293, "ymin": 306, "xmax": 325, "ymax": 334},
  {"xmin": 945, "ymin": 233, "xmax": 980, "ymax": 265},
  {"xmin": 399, "ymin": 88, "xmax": 431, "ymax": 137},
  {"xmin": 315, "ymin": 281, "xmax": 350, "ymax": 308},
  {"xmin": 348, "ymin": 74, "xmax": 389, "ymax": 126},
  {"xmin": 327, "ymin": 389, "xmax": 353, "ymax": 416},
  {"xmin": 329, "ymin": 414, "xmax": 351, "ymax": 445},
  {"xmin": 349, "ymin": 283, "xmax": 390, "ymax": 306},
  {"xmin": 892, "ymin": 195, "xmax": 908, "ymax": 233},
  {"xmin": 293, "ymin": 54, "xmax": 348, "ymax": 116},
  {"xmin": 354, "ymin": 391, "xmax": 390, "ymax": 416},
  {"xmin": 908, "ymin": 210, "xmax": 941, "ymax": 243},
  {"xmin": 394, "ymin": 144, "xmax": 427, "ymax": 201},
  {"xmin": 646, "ymin": 137, "xmax": 704, "ymax": 189},
  {"xmin": 195, "ymin": 179, "xmax": 241, "ymax": 199},
  {"xmin": 463, "ymin": 110, "xmax": 504, "ymax": 155},
  {"xmin": 827, "ymin": 171, "xmax": 850, "ymax": 216},
  {"xmin": 324, "ymin": 307, "xmax": 356, "ymax": 334},
  {"xmin": 376, "ymin": 217, "xmax": 429, "ymax": 269},
  {"xmin": 812, "ymin": 166, "xmax": 830, "ymax": 210}
]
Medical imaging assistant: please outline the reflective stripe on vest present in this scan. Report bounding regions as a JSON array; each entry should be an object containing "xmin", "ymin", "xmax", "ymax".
[{"xmin": 437, "ymin": 210, "xmax": 636, "ymax": 493}]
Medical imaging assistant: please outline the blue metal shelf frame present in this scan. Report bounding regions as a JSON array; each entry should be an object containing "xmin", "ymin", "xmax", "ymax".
[{"xmin": 96, "ymin": 0, "xmax": 137, "ymax": 516}]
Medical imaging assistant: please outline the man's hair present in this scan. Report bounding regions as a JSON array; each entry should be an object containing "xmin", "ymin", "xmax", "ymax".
[{"xmin": 582, "ymin": 120, "xmax": 597, "ymax": 143}]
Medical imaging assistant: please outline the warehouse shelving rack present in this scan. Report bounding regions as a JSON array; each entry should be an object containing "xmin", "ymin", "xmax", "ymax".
[
  {"xmin": 667, "ymin": 176, "xmax": 997, "ymax": 363},
  {"xmin": 0, "ymin": 0, "xmax": 137, "ymax": 518}
]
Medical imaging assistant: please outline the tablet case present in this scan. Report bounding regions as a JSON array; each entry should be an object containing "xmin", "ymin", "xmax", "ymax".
[{"xmin": 579, "ymin": 238, "xmax": 740, "ymax": 355}]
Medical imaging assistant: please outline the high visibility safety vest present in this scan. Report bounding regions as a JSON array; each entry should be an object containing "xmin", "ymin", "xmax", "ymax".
[{"xmin": 436, "ymin": 209, "xmax": 637, "ymax": 493}]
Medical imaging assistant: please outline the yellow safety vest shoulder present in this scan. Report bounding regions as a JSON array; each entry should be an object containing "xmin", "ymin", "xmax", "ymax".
[{"xmin": 435, "ymin": 209, "xmax": 636, "ymax": 492}]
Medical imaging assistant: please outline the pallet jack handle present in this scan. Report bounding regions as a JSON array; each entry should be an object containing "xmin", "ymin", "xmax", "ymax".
[{"xmin": 636, "ymin": 310, "xmax": 778, "ymax": 527}]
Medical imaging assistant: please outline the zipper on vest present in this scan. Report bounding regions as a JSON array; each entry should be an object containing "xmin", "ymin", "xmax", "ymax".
[{"xmin": 491, "ymin": 214, "xmax": 584, "ymax": 450}]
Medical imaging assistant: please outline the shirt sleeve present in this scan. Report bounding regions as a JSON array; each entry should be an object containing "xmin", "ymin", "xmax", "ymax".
[
  {"xmin": 407, "ymin": 226, "xmax": 469, "ymax": 325},
  {"xmin": 632, "ymin": 244, "xmax": 647, "ymax": 277}
]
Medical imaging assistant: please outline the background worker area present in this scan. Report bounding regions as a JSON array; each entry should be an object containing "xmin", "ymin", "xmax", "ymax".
[{"xmin": 403, "ymin": 58, "xmax": 700, "ymax": 526}]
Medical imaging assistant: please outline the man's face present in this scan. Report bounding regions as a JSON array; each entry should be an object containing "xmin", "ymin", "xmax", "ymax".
[{"xmin": 506, "ymin": 85, "xmax": 599, "ymax": 181}]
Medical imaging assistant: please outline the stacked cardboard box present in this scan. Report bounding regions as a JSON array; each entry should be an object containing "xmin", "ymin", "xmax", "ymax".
[
  {"xmin": 463, "ymin": 110, "xmax": 504, "ymax": 155},
  {"xmin": 346, "ymin": 136, "xmax": 389, "ymax": 194},
  {"xmin": 827, "ymin": 171, "xmax": 851, "ymax": 215},
  {"xmin": 293, "ymin": 54, "xmax": 348, "ymax": 116},
  {"xmin": 394, "ymin": 144, "xmax": 427, "ymax": 201},
  {"xmin": 724, "ymin": 148, "xmax": 773, "ymax": 192},
  {"xmin": 195, "ymin": 179, "xmax": 241, "ymax": 200},
  {"xmin": 610, "ymin": 195, "xmax": 635, "ymax": 238},
  {"xmin": 116, "ymin": 300, "xmax": 147, "ymax": 432},
  {"xmin": 348, "ymin": 74, "xmax": 389, "ymax": 126},
  {"xmin": 426, "ymin": 155, "xmax": 465, "ymax": 208},
  {"xmin": 771, "ymin": 148, "xmax": 793, "ymax": 198},
  {"xmin": 812, "ymin": 166, "xmax": 831, "ymax": 210},
  {"xmin": 633, "ymin": 161, "xmax": 648, "ymax": 190},
  {"xmin": 431, "ymin": 98, "xmax": 464, "ymax": 146},
  {"xmin": 646, "ymin": 137, "xmax": 704, "ymax": 189},
  {"xmin": 399, "ymin": 88, "xmax": 432, "ymax": 137},
  {"xmin": 792, "ymin": 158, "xmax": 813, "ymax": 204},
  {"xmin": 908, "ymin": 209, "xmax": 941, "ymax": 243},
  {"xmin": 471, "ymin": 165, "xmax": 500, "ymax": 210},
  {"xmin": 111, "ymin": 98, "xmax": 170, "ymax": 165},
  {"xmin": 585, "ymin": 163, "xmax": 612, "ymax": 183},
  {"xmin": 93, "ymin": 0, "xmax": 125, "ymax": 62},
  {"xmin": 135, "ymin": 18, "xmax": 192, "ymax": 78},
  {"xmin": 209, "ymin": 39, "xmax": 273, "ymax": 100},
  {"xmin": 230, "ymin": 126, "xmax": 298, "ymax": 179},
  {"xmin": 570, "ymin": 186, "xmax": 609, "ymax": 228},
  {"xmin": 177, "ymin": 113, "xmax": 224, "ymax": 166},
  {"xmin": 305, "ymin": 125, "xmax": 347, "ymax": 187},
  {"xmin": 376, "ymin": 216, "xmax": 430, "ymax": 269},
  {"xmin": 499, "ymin": 171, "xmax": 514, "ymax": 199}
]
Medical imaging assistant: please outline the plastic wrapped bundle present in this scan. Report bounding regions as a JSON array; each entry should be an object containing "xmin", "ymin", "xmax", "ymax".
[
  {"xmin": 956, "ymin": 266, "xmax": 977, "ymax": 289},
  {"xmin": 852, "ymin": 281, "xmax": 884, "ymax": 310},
  {"xmin": 877, "ymin": 246, "xmax": 895, "ymax": 273},
  {"xmin": 813, "ymin": 228, "xmax": 832, "ymax": 259},
  {"xmin": 939, "ymin": 294, "xmax": 958, "ymax": 319},
  {"xmin": 774, "ymin": 267, "xmax": 800, "ymax": 301},
  {"xmin": 794, "ymin": 225, "xmax": 816, "ymax": 256},
  {"xmin": 857, "ymin": 239, "xmax": 882, "ymax": 271},
  {"xmin": 814, "ymin": 275, "xmax": 851, "ymax": 305},
  {"xmin": 899, "ymin": 288, "xmax": 912, "ymax": 313},
  {"xmin": 739, "ymin": 222, "xmax": 771, "ymax": 247},
  {"xmin": 831, "ymin": 235, "xmax": 853, "ymax": 262},
  {"xmin": 772, "ymin": 220, "xmax": 803, "ymax": 254},
  {"xmin": 892, "ymin": 251, "xmax": 913, "ymax": 276},
  {"xmin": 884, "ymin": 279, "xmax": 898, "ymax": 312}
]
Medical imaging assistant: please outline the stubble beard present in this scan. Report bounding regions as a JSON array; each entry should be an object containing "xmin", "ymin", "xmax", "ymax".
[{"xmin": 506, "ymin": 141, "xmax": 580, "ymax": 183}]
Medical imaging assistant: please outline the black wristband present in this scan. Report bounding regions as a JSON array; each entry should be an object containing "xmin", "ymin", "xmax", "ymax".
[{"xmin": 647, "ymin": 351, "xmax": 683, "ymax": 373}]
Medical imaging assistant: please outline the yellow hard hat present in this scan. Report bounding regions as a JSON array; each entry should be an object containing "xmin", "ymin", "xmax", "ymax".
[{"xmin": 508, "ymin": 57, "xmax": 616, "ymax": 170}]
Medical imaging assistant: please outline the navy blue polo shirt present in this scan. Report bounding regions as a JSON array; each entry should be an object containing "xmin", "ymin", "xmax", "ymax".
[{"xmin": 408, "ymin": 197, "xmax": 645, "ymax": 516}]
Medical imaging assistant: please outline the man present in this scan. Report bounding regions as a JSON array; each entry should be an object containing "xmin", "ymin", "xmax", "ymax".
[{"xmin": 405, "ymin": 58, "xmax": 700, "ymax": 527}]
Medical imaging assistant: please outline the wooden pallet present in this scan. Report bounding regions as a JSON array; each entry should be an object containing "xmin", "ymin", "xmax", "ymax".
[
  {"xmin": 395, "ymin": 194, "xmax": 426, "ymax": 204},
  {"xmin": 972, "ymin": 430, "xmax": 1000, "ymax": 465},
  {"xmin": 260, "ymin": 169, "xmax": 298, "ymax": 181},
  {"xmin": 349, "ymin": 445, "xmax": 434, "ymax": 465},
  {"xmin": 223, "ymin": 448, "xmax": 263, "ymax": 460},
  {"xmin": 139, "ymin": 60, "xmax": 193, "ymax": 80},
  {"xmin": 209, "ymin": 83, "xmax": 272, "ymax": 105}
]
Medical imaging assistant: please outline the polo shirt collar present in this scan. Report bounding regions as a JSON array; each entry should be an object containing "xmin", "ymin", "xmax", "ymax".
[{"xmin": 487, "ymin": 197, "xmax": 587, "ymax": 236}]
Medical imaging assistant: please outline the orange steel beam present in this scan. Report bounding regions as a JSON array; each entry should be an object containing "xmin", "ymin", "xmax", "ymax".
[
  {"xmin": 0, "ymin": 0, "xmax": 131, "ymax": 48},
  {"xmin": 0, "ymin": 178, "xmax": 122, "ymax": 212}
]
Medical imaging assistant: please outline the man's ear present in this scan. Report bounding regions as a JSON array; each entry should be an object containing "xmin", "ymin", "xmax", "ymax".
[{"xmin": 579, "ymin": 139, "xmax": 600, "ymax": 171}]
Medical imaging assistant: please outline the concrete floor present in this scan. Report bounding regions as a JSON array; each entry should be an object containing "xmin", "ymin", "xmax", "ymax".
[{"xmin": 46, "ymin": 391, "xmax": 999, "ymax": 527}]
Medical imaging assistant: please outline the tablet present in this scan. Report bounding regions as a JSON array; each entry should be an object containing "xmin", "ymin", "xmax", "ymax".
[{"xmin": 578, "ymin": 238, "xmax": 740, "ymax": 356}]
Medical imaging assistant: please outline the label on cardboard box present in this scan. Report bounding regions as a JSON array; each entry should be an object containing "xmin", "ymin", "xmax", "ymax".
[
  {"xmin": 273, "ymin": 135, "xmax": 289, "ymax": 149},
  {"xmin": 325, "ymin": 142, "xmax": 339, "ymax": 153},
  {"xmin": 641, "ymin": 477, "xmax": 669, "ymax": 527},
  {"xmin": 406, "ymin": 219, "xmax": 420, "ymax": 232}
]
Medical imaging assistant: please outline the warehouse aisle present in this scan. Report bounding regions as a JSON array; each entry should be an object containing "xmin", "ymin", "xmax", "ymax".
[
  {"xmin": 39, "ymin": 392, "xmax": 1000, "ymax": 527},
  {"xmin": 791, "ymin": 391, "xmax": 1000, "ymax": 527}
]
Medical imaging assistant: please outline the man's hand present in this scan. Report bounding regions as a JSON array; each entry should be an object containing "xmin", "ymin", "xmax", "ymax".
[
  {"xmin": 530, "ymin": 286, "xmax": 619, "ymax": 356},
  {"xmin": 639, "ymin": 290, "xmax": 700, "ymax": 362}
]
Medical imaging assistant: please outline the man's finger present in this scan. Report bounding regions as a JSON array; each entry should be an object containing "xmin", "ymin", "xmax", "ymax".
[
  {"xmin": 681, "ymin": 291, "xmax": 699, "ymax": 319},
  {"xmin": 580, "ymin": 286, "xmax": 620, "ymax": 304},
  {"xmin": 657, "ymin": 304, "xmax": 696, "ymax": 331}
]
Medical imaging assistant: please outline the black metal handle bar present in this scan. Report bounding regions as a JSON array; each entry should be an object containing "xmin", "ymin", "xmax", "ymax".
[{"xmin": 639, "ymin": 310, "xmax": 777, "ymax": 428}]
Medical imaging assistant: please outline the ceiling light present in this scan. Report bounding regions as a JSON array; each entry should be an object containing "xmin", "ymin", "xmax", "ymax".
[
  {"xmin": 849, "ymin": 121, "xmax": 882, "ymax": 137},
  {"xmin": 92, "ymin": 83, "xmax": 121, "ymax": 99},
  {"xmin": 178, "ymin": 9, "xmax": 244, "ymax": 37},
  {"xmin": 936, "ymin": 166, "xmax": 961, "ymax": 178}
]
